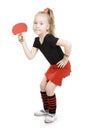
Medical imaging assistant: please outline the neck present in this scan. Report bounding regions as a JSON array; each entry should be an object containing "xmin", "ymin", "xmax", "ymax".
[{"xmin": 39, "ymin": 32, "xmax": 48, "ymax": 39}]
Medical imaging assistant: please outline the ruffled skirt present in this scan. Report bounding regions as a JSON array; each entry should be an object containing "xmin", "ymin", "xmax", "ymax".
[{"xmin": 45, "ymin": 61, "xmax": 71, "ymax": 86}]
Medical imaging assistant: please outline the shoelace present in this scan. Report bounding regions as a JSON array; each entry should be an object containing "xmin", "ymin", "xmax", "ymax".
[{"xmin": 48, "ymin": 114, "xmax": 55, "ymax": 117}]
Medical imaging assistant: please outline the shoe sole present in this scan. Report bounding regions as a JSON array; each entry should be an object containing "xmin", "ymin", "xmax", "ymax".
[
  {"xmin": 34, "ymin": 113, "xmax": 48, "ymax": 116},
  {"xmin": 44, "ymin": 117, "xmax": 57, "ymax": 123}
]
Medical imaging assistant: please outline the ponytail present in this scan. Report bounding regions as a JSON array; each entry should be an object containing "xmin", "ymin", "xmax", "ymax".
[{"xmin": 44, "ymin": 8, "xmax": 55, "ymax": 36}]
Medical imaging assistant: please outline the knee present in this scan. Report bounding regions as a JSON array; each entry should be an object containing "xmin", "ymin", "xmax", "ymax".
[
  {"xmin": 40, "ymin": 82, "xmax": 46, "ymax": 91},
  {"xmin": 46, "ymin": 83, "xmax": 56, "ymax": 96},
  {"xmin": 45, "ymin": 85, "xmax": 51, "ymax": 96}
]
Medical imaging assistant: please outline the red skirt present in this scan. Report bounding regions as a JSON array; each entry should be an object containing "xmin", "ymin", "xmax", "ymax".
[{"xmin": 45, "ymin": 61, "xmax": 71, "ymax": 86}]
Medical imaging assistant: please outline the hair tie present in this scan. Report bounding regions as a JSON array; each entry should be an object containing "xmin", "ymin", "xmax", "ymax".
[{"xmin": 44, "ymin": 8, "xmax": 49, "ymax": 13}]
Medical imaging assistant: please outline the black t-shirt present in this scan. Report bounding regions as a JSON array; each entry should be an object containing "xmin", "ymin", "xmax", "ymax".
[{"xmin": 33, "ymin": 34, "xmax": 64, "ymax": 64}]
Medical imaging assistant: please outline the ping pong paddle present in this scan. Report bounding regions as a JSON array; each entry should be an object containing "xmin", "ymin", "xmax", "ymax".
[{"xmin": 12, "ymin": 23, "xmax": 27, "ymax": 35}]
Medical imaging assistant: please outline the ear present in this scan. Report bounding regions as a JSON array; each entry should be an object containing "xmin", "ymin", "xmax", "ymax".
[{"xmin": 47, "ymin": 23, "xmax": 50, "ymax": 31}]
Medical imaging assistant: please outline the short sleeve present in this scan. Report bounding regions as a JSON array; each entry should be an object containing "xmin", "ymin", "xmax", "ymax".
[
  {"xmin": 45, "ymin": 34, "xmax": 59, "ymax": 47},
  {"xmin": 33, "ymin": 37, "xmax": 39, "ymax": 48}
]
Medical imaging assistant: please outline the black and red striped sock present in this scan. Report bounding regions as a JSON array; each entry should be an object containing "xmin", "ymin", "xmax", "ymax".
[
  {"xmin": 48, "ymin": 94, "xmax": 57, "ymax": 114},
  {"xmin": 40, "ymin": 91, "xmax": 48, "ymax": 111}
]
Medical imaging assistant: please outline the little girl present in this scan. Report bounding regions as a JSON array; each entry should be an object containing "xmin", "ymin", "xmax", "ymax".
[{"xmin": 18, "ymin": 8, "xmax": 72, "ymax": 123}]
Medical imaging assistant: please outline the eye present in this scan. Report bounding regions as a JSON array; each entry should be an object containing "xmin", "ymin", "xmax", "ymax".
[
  {"xmin": 40, "ymin": 22, "xmax": 44, "ymax": 25},
  {"xmin": 34, "ymin": 22, "xmax": 37, "ymax": 24}
]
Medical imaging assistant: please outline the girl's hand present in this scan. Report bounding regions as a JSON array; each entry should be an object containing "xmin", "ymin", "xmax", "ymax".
[
  {"xmin": 57, "ymin": 56, "xmax": 68, "ymax": 68},
  {"xmin": 18, "ymin": 33, "xmax": 25, "ymax": 43}
]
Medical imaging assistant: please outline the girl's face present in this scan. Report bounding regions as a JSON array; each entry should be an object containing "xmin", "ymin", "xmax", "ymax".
[{"xmin": 33, "ymin": 13, "xmax": 50, "ymax": 37}]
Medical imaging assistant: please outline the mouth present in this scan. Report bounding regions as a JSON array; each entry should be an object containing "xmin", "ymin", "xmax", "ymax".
[{"xmin": 34, "ymin": 29, "xmax": 41, "ymax": 33}]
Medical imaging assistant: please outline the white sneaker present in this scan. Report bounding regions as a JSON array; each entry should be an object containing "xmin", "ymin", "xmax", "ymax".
[
  {"xmin": 44, "ymin": 114, "xmax": 57, "ymax": 123},
  {"xmin": 34, "ymin": 110, "xmax": 49, "ymax": 116}
]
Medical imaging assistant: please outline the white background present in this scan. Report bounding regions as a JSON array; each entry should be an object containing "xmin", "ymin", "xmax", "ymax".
[{"xmin": 0, "ymin": 0, "xmax": 87, "ymax": 130}]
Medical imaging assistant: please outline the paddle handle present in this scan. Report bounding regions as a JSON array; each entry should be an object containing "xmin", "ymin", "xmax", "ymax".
[{"xmin": 18, "ymin": 33, "xmax": 25, "ymax": 43}]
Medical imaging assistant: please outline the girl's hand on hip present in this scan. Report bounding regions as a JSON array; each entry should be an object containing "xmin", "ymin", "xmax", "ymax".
[{"xmin": 57, "ymin": 57, "xmax": 68, "ymax": 68}]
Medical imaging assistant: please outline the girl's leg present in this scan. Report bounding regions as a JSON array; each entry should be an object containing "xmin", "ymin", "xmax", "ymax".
[
  {"xmin": 40, "ymin": 76, "xmax": 48, "ymax": 111},
  {"xmin": 40, "ymin": 75, "xmax": 48, "ymax": 92},
  {"xmin": 46, "ymin": 81, "xmax": 57, "ymax": 114},
  {"xmin": 34, "ymin": 76, "xmax": 48, "ymax": 116},
  {"xmin": 45, "ymin": 81, "xmax": 57, "ymax": 123}
]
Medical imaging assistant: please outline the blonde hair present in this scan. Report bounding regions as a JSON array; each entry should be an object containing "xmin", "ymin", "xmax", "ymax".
[{"xmin": 35, "ymin": 8, "xmax": 55, "ymax": 36}]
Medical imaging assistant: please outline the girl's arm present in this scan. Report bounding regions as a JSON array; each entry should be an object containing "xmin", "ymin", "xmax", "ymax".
[
  {"xmin": 18, "ymin": 34, "xmax": 38, "ymax": 60},
  {"xmin": 56, "ymin": 38, "xmax": 72, "ymax": 68},
  {"xmin": 56, "ymin": 39, "xmax": 72, "ymax": 57}
]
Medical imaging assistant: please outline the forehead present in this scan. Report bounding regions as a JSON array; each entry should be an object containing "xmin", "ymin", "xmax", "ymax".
[{"xmin": 34, "ymin": 13, "xmax": 48, "ymax": 21}]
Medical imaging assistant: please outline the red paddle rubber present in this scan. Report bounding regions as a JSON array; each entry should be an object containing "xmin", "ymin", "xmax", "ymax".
[{"xmin": 12, "ymin": 23, "xmax": 27, "ymax": 35}]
